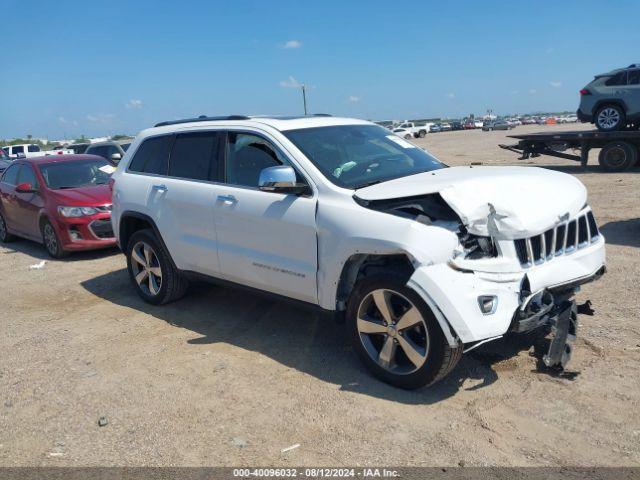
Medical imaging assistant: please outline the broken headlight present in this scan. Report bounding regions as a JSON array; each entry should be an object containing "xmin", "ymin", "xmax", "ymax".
[{"xmin": 458, "ymin": 231, "xmax": 498, "ymax": 259}]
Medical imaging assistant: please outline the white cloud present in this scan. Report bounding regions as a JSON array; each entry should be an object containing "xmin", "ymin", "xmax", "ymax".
[
  {"xmin": 282, "ymin": 39, "xmax": 302, "ymax": 49},
  {"xmin": 126, "ymin": 99, "xmax": 143, "ymax": 109},
  {"xmin": 549, "ymin": 81, "xmax": 562, "ymax": 88},
  {"xmin": 510, "ymin": 90, "xmax": 519, "ymax": 95},
  {"xmin": 58, "ymin": 116, "xmax": 68, "ymax": 124},
  {"xmin": 545, "ymin": 47, "xmax": 554, "ymax": 55},
  {"xmin": 446, "ymin": 93, "xmax": 455, "ymax": 99},
  {"xmin": 529, "ymin": 89, "xmax": 537, "ymax": 94},
  {"xmin": 348, "ymin": 95, "xmax": 361, "ymax": 103},
  {"xmin": 279, "ymin": 76, "xmax": 303, "ymax": 88}
]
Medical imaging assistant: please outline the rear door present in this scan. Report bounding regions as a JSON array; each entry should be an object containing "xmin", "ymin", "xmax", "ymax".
[
  {"xmin": 212, "ymin": 131, "xmax": 318, "ymax": 304},
  {"xmin": 154, "ymin": 131, "xmax": 223, "ymax": 276},
  {"xmin": 0, "ymin": 163, "xmax": 22, "ymax": 231},
  {"xmin": 626, "ymin": 69, "xmax": 640, "ymax": 116}
]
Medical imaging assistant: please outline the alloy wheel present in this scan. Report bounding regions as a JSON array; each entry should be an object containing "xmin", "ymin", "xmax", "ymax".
[
  {"xmin": 43, "ymin": 224, "xmax": 58, "ymax": 255},
  {"xmin": 597, "ymin": 107, "xmax": 621, "ymax": 130},
  {"xmin": 356, "ymin": 289, "xmax": 429, "ymax": 374},
  {"xmin": 130, "ymin": 241, "xmax": 163, "ymax": 296}
]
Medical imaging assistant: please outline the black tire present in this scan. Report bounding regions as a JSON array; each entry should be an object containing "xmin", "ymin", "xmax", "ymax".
[
  {"xmin": 404, "ymin": 134, "xmax": 412, "ymax": 140},
  {"xmin": 0, "ymin": 211, "xmax": 16, "ymax": 242},
  {"xmin": 418, "ymin": 130, "xmax": 426, "ymax": 138},
  {"xmin": 126, "ymin": 228, "xmax": 188, "ymax": 305},
  {"xmin": 346, "ymin": 274, "xmax": 462, "ymax": 389},
  {"xmin": 41, "ymin": 219, "xmax": 68, "ymax": 258},
  {"xmin": 598, "ymin": 141, "xmax": 637, "ymax": 172},
  {"xmin": 595, "ymin": 104, "xmax": 626, "ymax": 132}
]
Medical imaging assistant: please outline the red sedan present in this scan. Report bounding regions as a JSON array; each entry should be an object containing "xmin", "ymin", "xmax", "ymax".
[{"xmin": 0, "ymin": 154, "xmax": 116, "ymax": 257}]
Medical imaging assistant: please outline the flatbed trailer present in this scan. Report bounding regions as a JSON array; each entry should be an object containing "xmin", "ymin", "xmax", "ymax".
[{"xmin": 499, "ymin": 129, "xmax": 640, "ymax": 172}]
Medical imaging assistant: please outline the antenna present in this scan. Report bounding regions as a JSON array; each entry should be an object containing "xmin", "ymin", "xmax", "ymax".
[{"xmin": 301, "ymin": 85, "xmax": 308, "ymax": 115}]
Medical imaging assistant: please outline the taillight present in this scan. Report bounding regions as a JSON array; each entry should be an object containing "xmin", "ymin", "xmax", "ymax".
[
  {"xmin": 108, "ymin": 177, "xmax": 115, "ymax": 192},
  {"xmin": 580, "ymin": 88, "xmax": 591, "ymax": 95}
]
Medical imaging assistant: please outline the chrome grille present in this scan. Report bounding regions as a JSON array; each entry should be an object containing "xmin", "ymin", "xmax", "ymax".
[{"xmin": 514, "ymin": 211, "xmax": 600, "ymax": 267}]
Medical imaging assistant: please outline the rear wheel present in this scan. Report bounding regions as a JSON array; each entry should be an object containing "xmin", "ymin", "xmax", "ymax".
[
  {"xmin": 595, "ymin": 104, "xmax": 625, "ymax": 132},
  {"xmin": 346, "ymin": 274, "xmax": 462, "ymax": 389},
  {"xmin": 126, "ymin": 229, "xmax": 189, "ymax": 305},
  {"xmin": 418, "ymin": 130, "xmax": 426, "ymax": 138},
  {"xmin": 41, "ymin": 220, "xmax": 68, "ymax": 258},
  {"xmin": 598, "ymin": 141, "xmax": 638, "ymax": 172},
  {"xmin": 0, "ymin": 211, "xmax": 16, "ymax": 243},
  {"xmin": 404, "ymin": 134, "xmax": 412, "ymax": 140}
]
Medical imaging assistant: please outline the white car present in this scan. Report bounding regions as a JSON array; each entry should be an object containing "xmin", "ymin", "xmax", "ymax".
[
  {"xmin": 111, "ymin": 115, "xmax": 606, "ymax": 389},
  {"xmin": 559, "ymin": 115, "xmax": 579, "ymax": 124},
  {"xmin": 392, "ymin": 128, "xmax": 414, "ymax": 140}
]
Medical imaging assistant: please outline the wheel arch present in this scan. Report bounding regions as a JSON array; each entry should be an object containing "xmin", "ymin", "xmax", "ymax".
[
  {"xmin": 118, "ymin": 211, "xmax": 175, "ymax": 265},
  {"xmin": 592, "ymin": 99, "xmax": 628, "ymax": 115},
  {"xmin": 335, "ymin": 252, "xmax": 416, "ymax": 312}
]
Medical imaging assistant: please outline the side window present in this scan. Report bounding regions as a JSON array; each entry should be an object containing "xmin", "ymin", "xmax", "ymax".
[
  {"xmin": 168, "ymin": 132, "xmax": 220, "ymax": 181},
  {"xmin": 2, "ymin": 164, "xmax": 21, "ymax": 185},
  {"xmin": 17, "ymin": 164, "xmax": 39, "ymax": 188},
  {"xmin": 605, "ymin": 71, "xmax": 628, "ymax": 86},
  {"xmin": 628, "ymin": 70, "xmax": 640, "ymax": 85},
  {"xmin": 87, "ymin": 146, "xmax": 108, "ymax": 159},
  {"xmin": 27, "ymin": 145, "xmax": 40, "ymax": 153},
  {"xmin": 128, "ymin": 135, "xmax": 173, "ymax": 175},
  {"xmin": 225, "ymin": 132, "xmax": 288, "ymax": 187},
  {"xmin": 13, "ymin": 146, "xmax": 24, "ymax": 155}
]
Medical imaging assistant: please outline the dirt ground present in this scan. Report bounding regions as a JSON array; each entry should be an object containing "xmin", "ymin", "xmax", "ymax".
[{"xmin": 1, "ymin": 123, "xmax": 639, "ymax": 467}]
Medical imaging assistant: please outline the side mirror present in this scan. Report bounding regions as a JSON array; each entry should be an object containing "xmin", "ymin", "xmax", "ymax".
[
  {"xmin": 258, "ymin": 166, "xmax": 309, "ymax": 195},
  {"xmin": 16, "ymin": 182, "xmax": 36, "ymax": 193},
  {"xmin": 110, "ymin": 153, "xmax": 122, "ymax": 163}
]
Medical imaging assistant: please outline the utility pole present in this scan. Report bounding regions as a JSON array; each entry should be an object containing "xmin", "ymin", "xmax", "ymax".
[{"xmin": 301, "ymin": 84, "xmax": 308, "ymax": 115}]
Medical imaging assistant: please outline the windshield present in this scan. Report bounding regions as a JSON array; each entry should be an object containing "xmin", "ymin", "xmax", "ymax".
[
  {"xmin": 284, "ymin": 125, "xmax": 444, "ymax": 189},
  {"xmin": 121, "ymin": 143, "xmax": 131, "ymax": 151},
  {"xmin": 38, "ymin": 158, "xmax": 115, "ymax": 189}
]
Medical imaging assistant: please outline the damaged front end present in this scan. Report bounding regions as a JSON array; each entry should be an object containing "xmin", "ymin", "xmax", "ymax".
[{"xmin": 354, "ymin": 186, "xmax": 606, "ymax": 373}]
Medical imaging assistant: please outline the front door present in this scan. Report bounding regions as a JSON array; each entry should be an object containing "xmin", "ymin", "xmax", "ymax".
[
  {"xmin": 213, "ymin": 131, "xmax": 318, "ymax": 304},
  {"xmin": 14, "ymin": 164, "xmax": 43, "ymax": 238}
]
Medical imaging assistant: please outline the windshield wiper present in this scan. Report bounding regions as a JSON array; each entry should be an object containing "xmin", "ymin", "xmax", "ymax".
[{"xmin": 355, "ymin": 179, "xmax": 384, "ymax": 188}]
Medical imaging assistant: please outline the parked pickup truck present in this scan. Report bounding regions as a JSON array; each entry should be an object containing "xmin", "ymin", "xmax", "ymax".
[
  {"xmin": 396, "ymin": 122, "xmax": 434, "ymax": 138},
  {"xmin": 1, "ymin": 144, "xmax": 72, "ymax": 159}
]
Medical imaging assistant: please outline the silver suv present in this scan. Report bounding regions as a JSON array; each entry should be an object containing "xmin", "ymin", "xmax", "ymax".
[{"xmin": 578, "ymin": 64, "xmax": 640, "ymax": 131}]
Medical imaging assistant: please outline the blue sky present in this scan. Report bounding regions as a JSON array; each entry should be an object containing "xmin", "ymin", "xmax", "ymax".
[{"xmin": 1, "ymin": 0, "xmax": 639, "ymax": 139}]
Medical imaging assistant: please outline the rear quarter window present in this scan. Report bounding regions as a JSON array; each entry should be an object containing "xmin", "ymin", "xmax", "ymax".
[
  {"xmin": 128, "ymin": 135, "xmax": 173, "ymax": 175},
  {"xmin": 605, "ymin": 71, "xmax": 628, "ymax": 86}
]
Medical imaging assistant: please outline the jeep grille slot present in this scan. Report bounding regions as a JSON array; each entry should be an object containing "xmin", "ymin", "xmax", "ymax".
[{"xmin": 513, "ymin": 210, "xmax": 600, "ymax": 267}]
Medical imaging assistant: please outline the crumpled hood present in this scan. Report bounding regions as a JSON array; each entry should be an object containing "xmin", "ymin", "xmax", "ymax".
[
  {"xmin": 49, "ymin": 184, "xmax": 112, "ymax": 206},
  {"xmin": 354, "ymin": 166, "xmax": 587, "ymax": 239}
]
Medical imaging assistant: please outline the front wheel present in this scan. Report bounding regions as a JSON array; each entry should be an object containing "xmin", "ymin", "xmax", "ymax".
[
  {"xmin": 126, "ymin": 229, "xmax": 189, "ymax": 305},
  {"xmin": 418, "ymin": 130, "xmax": 426, "ymax": 138},
  {"xmin": 595, "ymin": 104, "xmax": 625, "ymax": 132},
  {"xmin": 346, "ymin": 274, "xmax": 462, "ymax": 389},
  {"xmin": 41, "ymin": 220, "xmax": 68, "ymax": 258}
]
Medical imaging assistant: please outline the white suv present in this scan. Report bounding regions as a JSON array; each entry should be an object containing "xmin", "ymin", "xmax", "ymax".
[{"xmin": 111, "ymin": 115, "xmax": 606, "ymax": 389}]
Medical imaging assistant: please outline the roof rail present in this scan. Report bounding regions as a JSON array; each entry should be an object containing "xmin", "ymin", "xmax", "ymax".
[
  {"xmin": 154, "ymin": 115, "xmax": 250, "ymax": 127},
  {"xmin": 628, "ymin": 64, "xmax": 640, "ymax": 69},
  {"xmin": 313, "ymin": 113, "xmax": 332, "ymax": 117}
]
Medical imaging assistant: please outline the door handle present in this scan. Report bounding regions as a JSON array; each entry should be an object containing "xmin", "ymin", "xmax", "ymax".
[
  {"xmin": 152, "ymin": 184, "xmax": 168, "ymax": 192},
  {"xmin": 217, "ymin": 194, "xmax": 237, "ymax": 204}
]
